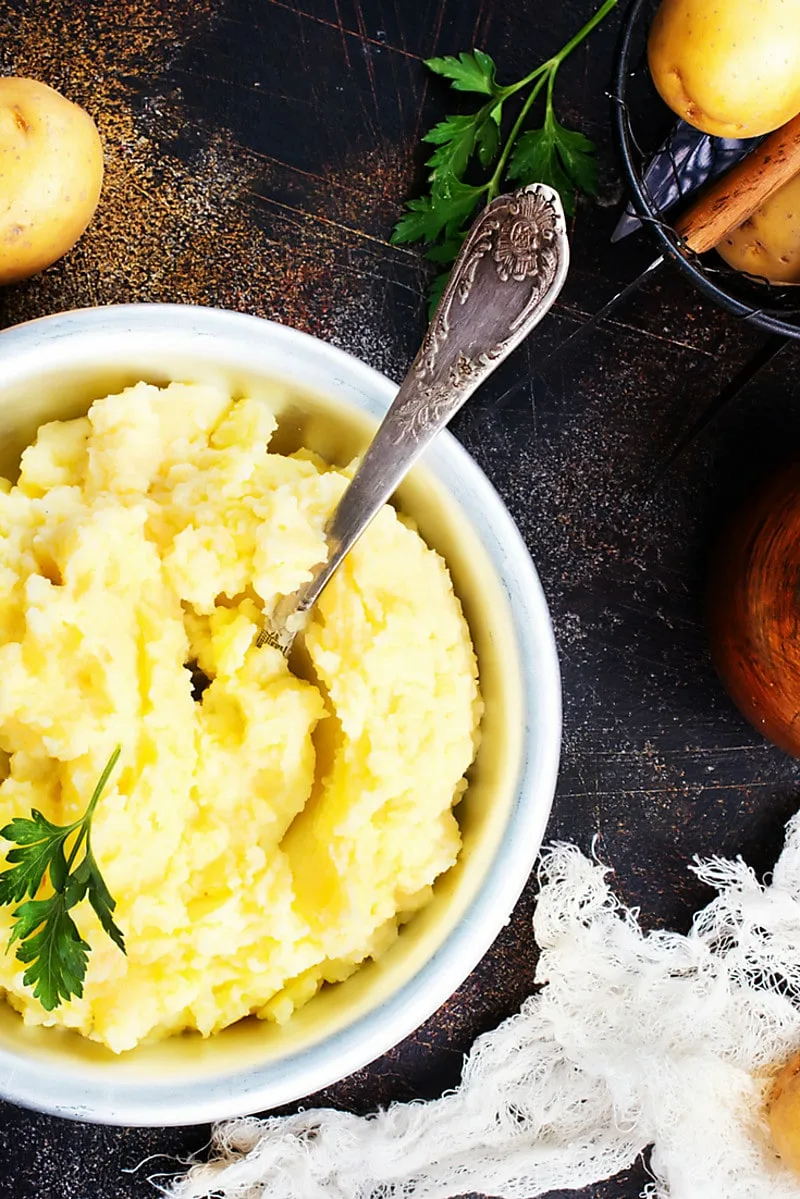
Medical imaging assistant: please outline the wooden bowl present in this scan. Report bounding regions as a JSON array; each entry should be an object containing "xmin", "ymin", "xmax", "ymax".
[{"xmin": 710, "ymin": 462, "xmax": 800, "ymax": 756}]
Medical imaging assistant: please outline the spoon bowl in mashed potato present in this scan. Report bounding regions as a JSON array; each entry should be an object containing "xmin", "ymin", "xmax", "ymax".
[{"xmin": 0, "ymin": 305, "xmax": 560, "ymax": 1126}]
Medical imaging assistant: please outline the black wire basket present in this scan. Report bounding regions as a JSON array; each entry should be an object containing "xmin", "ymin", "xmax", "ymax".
[{"xmin": 612, "ymin": 0, "xmax": 800, "ymax": 340}]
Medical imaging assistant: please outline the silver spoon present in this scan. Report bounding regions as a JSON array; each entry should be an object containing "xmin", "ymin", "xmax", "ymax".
[{"xmin": 257, "ymin": 182, "xmax": 570, "ymax": 654}]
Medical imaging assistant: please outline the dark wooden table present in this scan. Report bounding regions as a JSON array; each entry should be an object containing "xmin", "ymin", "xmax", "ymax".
[{"xmin": 0, "ymin": 1, "xmax": 799, "ymax": 1196}]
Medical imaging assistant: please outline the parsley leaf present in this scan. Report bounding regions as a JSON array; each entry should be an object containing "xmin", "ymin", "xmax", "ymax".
[
  {"xmin": 508, "ymin": 116, "xmax": 598, "ymax": 215},
  {"xmin": 392, "ymin": 177, "xmax": 483, "ymax": 246},
  {"xmin": 424, "ymin": 238, "xmax": 464, "ymax": 265},
  {"xmin": 508, "ymin": 126, "xmax": 575, "ymax": 215},
  {"xmin": 552, "ymin": 120, "xmax": 598, "ymax": 195},
  {"xmin": 475, "ymin": 116, "xmax": 501, "ymax": 168},
  {"xmin": 424, "ymin": 234, "xmax": 469, "ymax": 316},
  {"xmin": 83, "ymin": 847, "xmax": 125, "ymax": 953},
  {"xmin": 423, "ymin": 115, "xmax": 480, "ymax": 181},
  {"xmin": 11, "ymin": 893, "xmax": 90, "ymax": 1012},
  {"xmin": 391, "ymin": 195, "xmax": 439, "ymax": 245},
  {"xmin": 0, "ymin": 810, "xmax": 71, "ymax": 905},
  {"xmin": 434, "ymin": 176, "xmax": 485, "ymax": 236},
  {"xmin": 425, "ymin": 49, "xmax": 498, "ymax": 95},
  {"xmin": 0, "ymin": 746, "xmax": 125, "ymax": 1011}
]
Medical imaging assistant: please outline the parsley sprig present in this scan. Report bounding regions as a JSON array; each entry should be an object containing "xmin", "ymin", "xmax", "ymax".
[
  {"xmin": 391, "ymin": 0, "xmax": 618, "ymax": 312},
  {"xmin": 0, "ymin": 746, "xmax": 126, "ymax": 1011}
]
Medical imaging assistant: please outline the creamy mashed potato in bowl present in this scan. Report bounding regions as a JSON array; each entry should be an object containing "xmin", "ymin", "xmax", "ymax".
[{"xmin": 0, "ymin": 305, "xmax": 560, "ymax": 1125}]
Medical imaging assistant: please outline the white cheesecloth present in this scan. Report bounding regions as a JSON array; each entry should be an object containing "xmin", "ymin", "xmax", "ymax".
[{"xmin": 168, "ymin": 816, "xmax": 800, "ymax": 1199}]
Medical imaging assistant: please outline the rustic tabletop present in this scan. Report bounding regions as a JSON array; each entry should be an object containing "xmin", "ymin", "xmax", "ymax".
[{"xmin": 1, "ymin": 0, "xmax": 799, "ymax": 1196}]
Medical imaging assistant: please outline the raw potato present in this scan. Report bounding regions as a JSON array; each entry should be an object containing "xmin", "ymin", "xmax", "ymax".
[
  {"xmin": 648, "ymin": 0, "xmax": 800, "ymax": 138},
  {"xmin": 768, "ymin": 1049, "xmax": 800, "ymax": 1175},
  {"xmin": 717, "ymin": 173, "xmax": 800, "ymax": 284},
  {"xmin": 0, "ymin": 77, "xmax": 103, "ymax": 285}
]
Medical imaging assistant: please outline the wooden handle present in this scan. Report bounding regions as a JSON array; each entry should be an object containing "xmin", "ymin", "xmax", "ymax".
[{"xmin": 674, "ymin": 112, "xmax": 800, "ymax": 254}]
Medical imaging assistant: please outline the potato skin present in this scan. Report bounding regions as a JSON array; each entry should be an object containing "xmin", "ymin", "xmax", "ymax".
[
  {"xmin": 648, "ymin": 0, "xmax": 800, "ymax": 138},
  {"xmin": 717, "ymin": 173, "xmax": 800, "ymax": 284},
  {"xmin": 768, "ymin": 1050, "xmax": 800, "ymax": 1175},
  {"xmin": 0, "ymin": 77, "xmax": 103, "ymax": 286}
]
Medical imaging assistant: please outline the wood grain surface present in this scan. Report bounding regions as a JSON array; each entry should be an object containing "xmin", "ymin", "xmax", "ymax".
[{"xmin": 0, "ymin": 1, "xmax": 799, "ymax": 1197}]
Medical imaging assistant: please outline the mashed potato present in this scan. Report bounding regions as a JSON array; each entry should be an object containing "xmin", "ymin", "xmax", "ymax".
[{"xmin": 0, "ymin": 382, "xmax": 481, "ymax": 1052}]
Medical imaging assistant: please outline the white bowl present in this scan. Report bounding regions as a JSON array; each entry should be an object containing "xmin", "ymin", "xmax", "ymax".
[{"xmin": 0, "ymin": 304, "xmax": 560, "ymax": 1125}]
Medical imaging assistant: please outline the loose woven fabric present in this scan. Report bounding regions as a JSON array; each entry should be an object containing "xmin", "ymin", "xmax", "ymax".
[{"xmin": 168, "ymin": 818, "xmax": 800, "ymax": 1199}]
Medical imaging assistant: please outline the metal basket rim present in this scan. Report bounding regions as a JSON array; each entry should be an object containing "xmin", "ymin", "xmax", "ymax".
[{"xmin": 611, "ymin": 0, "xmax": 800, "ymax": 341}]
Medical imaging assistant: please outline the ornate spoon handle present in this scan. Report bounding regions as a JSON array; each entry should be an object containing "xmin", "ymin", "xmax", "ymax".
[{"xmin": 259, "ymin": 183, "xmax": 570, "ymax": 651}]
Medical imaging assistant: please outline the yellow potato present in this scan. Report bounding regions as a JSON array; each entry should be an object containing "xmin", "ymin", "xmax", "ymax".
[
  {"xmin": 648, "ymin": 0, "xmax": 800, "ymax": 138},
  {"xmin": 717, "ymin": 172, "xmax": 800, "ymax": 283},
  {"xmin": 0, "ymin": 382, "xmax": 480, "ymax": 1051},
  {"xmin": 0, "ymin": 77, "xmax": 103, "ymax": 285},
  {"xmin": 768, "ymin": 1049, "xmax": 800, "ymax": 1175}
]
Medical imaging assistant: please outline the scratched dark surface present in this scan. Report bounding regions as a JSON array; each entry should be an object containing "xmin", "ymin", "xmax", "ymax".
[{"xmin": 0, "ymin": 0, "xmax": 799, "ymax": 1196}]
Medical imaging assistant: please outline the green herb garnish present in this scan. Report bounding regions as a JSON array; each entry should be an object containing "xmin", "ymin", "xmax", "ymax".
[
  {"xmin": 391, "ymin": 0, "xmax": 618, "ymax": 313},
  {"xmin": 0, "ymin": 746, "xmax": 125, "ymax": 1011}
]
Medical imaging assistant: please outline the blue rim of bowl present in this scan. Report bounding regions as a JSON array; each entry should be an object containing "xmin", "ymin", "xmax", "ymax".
[{"xmin": 0, "ymin": 304, "xmax": 562, "ymax": 1125}]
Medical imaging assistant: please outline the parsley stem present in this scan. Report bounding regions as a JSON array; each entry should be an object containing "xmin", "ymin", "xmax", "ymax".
[
  {"xmin": 552, "ymin": 0, "xmax": 619, "ymax": 68},
  {"xmin": 64, "ymin": 746, "xmax": 121, "ymax": 876},
  {"xmin": 487, "ymin": 71, "xmax": 550, "ymax": 202},
  {"xmin": 497, "ymin": 0, "xmax": 618, "ymax": 100},
  {"xmin": 498, "ymin": 61, "xmax": 552, "ymax": 100},
  {"xmin": 85, "ymin": 745, "xmax": 121, "ymax": 820},
  {"xmin": 546, "ymin": 62, "xmax": 557, "ymax": 111},
  {"xmin": 64, "ymin": 825, "xmax": 88, "ymax": 875},
  {"xmin": 486, "ymin": 0, "xmax": 617, "ymax": 204}
]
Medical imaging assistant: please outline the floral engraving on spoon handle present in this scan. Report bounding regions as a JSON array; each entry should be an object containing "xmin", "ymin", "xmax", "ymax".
[
  {"xmin": 390, "ymin": 186, "xmax": 565, "ymax": 443},
  {"xmin": 257, "ymin": 184, "xmax": 569, "ymax": 654}
]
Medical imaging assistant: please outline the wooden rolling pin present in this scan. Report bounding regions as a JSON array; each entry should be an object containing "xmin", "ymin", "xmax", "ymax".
[{"xmin": 674, "ymin": 112, "xmax": 800, "ymax": 254}]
